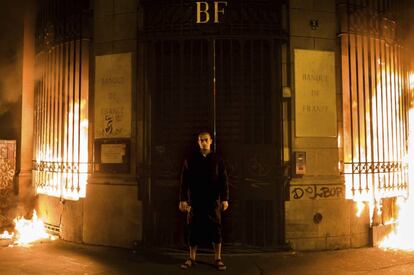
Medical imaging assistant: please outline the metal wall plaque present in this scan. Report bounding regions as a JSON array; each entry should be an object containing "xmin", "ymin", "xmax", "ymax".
[
  {"xmin": 95, "ymin": 53, "xmax": 132, "ymax": 138},
  {"xmin": 101, "ymin": 144, "xmax": 126, "ymax": 164},
  {"xmin": 294, "ymin": 49, "xmax": 337, "ymax": 137},
  {"xmin": 94, "ymin": 139, "xmax": 130, "ymax": 173}
]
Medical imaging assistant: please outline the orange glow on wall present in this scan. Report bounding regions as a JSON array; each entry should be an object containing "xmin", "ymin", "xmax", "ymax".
[
  {"xmin": 33, "ymin": 40, "xmax": 89, "ymax": 200},
  {"xmin": 341, "ymin": 33, "xmax": 409, "ymax": 206}
]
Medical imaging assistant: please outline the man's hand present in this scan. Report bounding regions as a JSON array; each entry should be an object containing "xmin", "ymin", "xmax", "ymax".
[
  {"xmin": 221, "ymin": 201, "xmax": 229, "ymax": 211},
  {"xmin": 179, "ymin": 201, "xmax": 190, "ymax": 212}
]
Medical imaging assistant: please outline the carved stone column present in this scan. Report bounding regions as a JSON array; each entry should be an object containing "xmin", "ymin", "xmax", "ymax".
[{"xmin": 17, "ymin": 0, "xmax": 36, "ymax": 216}]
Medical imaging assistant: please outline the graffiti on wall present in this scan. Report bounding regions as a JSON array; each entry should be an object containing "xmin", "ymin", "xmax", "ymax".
[{"xmin": 290, "ymin": 184, "xmax": 344, "ymax": 200}]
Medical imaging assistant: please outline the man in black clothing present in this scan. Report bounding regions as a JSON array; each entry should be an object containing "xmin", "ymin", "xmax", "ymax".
[{"xmin": 179, "ymin": 131, "xmax": 229, "ymax": 271}]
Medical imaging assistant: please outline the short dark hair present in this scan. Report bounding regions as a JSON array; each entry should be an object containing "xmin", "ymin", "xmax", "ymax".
[{"xmin": 198, "ymin": 131, "xmax": 212, "ymax": 139}]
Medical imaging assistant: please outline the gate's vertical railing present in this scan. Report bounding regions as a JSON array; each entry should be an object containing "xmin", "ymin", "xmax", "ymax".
[
  {"xmin": 32, "ymin": 0, "xmax": 90, "ymax": 200},
  {"xmin": 340, "ymin": 0, "xmax": 409, "ymax": 204}
]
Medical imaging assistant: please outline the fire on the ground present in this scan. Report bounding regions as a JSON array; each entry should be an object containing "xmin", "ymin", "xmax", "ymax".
[{"xmin": 0, "ymin": 210, "xmax": 57, "ymax": 246}]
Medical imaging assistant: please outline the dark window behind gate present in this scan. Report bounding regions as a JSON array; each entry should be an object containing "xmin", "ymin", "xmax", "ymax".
[{"xmin": 140, "ymin": 0, "xmax": 287, "ymax": 248}]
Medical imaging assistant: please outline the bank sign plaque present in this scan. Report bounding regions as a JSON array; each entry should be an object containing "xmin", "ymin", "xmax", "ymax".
[
  {"xmin": 294, "ymin": 49, "xmax": 337, "ymax": 137},
  {"xmin": 95, "ymin": 53, "xmax": 132, "ymax": 138},
  {"xmin": 195, "ymin": 1, "xmax": 228, "ymax": 23}
]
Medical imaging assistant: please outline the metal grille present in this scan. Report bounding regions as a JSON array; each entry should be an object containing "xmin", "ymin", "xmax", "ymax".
[
  {"xmin": 146, "ymin": 38, "xmax": 283, "ymax": 247},
  {"xmin": 44, "ymin": 222, "xmax": 61, "ymax": 236},
  {"xmin": 140, "ymin": 0, "xmax": 286, "ymax": 248},
  {"xmin": 215, "ymin": 39, "xmax": 282, "ymax": 247},
  {"xmin": 33, "ymin": 0, "xmax": 90, "ymax": 200},
  {"xmin": 339, "ymin": 0, "xmax": 409, "ymax": 201},
  {"xmin": 216, "ymin": 39, "xmax": 276, "ymax": 145}
]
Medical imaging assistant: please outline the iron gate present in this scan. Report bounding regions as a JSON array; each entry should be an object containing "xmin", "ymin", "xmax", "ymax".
[
  {"xmin": 338, "ymin": 0, "xmax": 409, "ymax": 203},
  {"xmin": 140, "ymin": 0, "xmax": 287, "ymax": 248},
  {"xmin": 33, "ymin": 0, "xmax": 91, "ymax": 201}
]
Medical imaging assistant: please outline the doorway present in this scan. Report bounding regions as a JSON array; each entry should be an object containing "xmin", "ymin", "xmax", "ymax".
[
  {"xmin": 141, "ymin": 37, "xmax": 286, "ymax": 248},
  {"xmin": 139, "ymin": 0, "xmax": 287, "ymax": 249}
]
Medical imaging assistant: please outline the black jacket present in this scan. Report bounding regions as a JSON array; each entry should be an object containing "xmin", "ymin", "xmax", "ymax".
[{"xmin": 180, "ymin": 150, "xmax": 229, "ymax": 212}]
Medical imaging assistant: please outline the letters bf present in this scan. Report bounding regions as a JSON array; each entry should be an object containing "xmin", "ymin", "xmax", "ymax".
[{"xmin": 196, "ymin": 1, "xmax": 228, "ymax": 23}]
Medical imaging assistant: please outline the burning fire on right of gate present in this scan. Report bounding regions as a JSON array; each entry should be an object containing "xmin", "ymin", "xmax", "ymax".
[{"xmin": 378, "ymin": 106, "xmax": 414, "ymax": 251}]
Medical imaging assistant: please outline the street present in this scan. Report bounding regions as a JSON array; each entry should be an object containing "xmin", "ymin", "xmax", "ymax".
[{"xmin": 1, "ymin": 240, "xmax": 414, "ymax": 274}]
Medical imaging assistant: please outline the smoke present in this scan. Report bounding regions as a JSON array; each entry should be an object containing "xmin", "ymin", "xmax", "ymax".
[
  {"xmin": 0, "ymin": 0, "xmax": 24, "ymax": 116},
  {"xmin": 399, "ymin": 0, "xmax": 414, "ymax": 59},
  {"xmin": 0, "ymin": 63, "xmax": 22, "ymax": 116}
]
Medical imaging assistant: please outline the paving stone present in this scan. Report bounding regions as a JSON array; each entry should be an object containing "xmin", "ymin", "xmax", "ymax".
[{"xmin": 0, "ymin": 240, "xmax": 414, "ymax": 274}]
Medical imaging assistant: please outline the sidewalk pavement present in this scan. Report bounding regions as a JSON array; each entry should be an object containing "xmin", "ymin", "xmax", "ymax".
[{"xmin": 1, "ymin": 240, "xmax": 414, "ymax": 274}]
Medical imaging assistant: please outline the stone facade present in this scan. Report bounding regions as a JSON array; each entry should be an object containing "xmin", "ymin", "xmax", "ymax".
[
  {"xmin": 4, "ymin": 0, "xmax": 411, "ymax": 250},
  {"xmin": 285, "ymin": 0, "xmax": 370, "ymax": 250},
  {"xmin": 33, "ymin": 0, "xmax": 143, "ymax": 248}
]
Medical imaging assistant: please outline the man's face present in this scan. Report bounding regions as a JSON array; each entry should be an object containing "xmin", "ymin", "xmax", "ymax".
[{"xmin": 198, "ymin": 133, "xmax": 212, "ymax": 150}]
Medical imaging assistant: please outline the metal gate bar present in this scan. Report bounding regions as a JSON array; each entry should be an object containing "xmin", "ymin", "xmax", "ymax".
[
  {"xmin": 340, "ymin": 0, "xmax": 409, "ymax": 201},
  {"xmin": 33, "ymin": 0, "xmax": 90, "ymax": 200}
]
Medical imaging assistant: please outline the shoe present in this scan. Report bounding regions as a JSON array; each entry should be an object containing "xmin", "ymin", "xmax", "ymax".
[
  {"xmin": 215, "ymin": 259, "xmax": 226, "ymax": 271},
  {"xmin": 180, "ymin": 258, "xmax": 195, "ymax": 269}
]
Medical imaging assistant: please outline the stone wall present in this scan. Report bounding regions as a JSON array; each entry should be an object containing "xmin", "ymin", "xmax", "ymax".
[
  {"xmin": 36, "ymin": 0, "xmax": 143, "ymax": 248},
  {"xmin": 84, "ymin": 0, "xmax": 142, "ymax": 247},
  {"xmin": 285, "ymin": 0, "xmax": 369, "ymax": 250}
]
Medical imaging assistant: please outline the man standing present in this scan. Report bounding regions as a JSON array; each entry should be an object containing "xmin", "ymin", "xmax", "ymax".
[{"xmin": 179, "ymin": 131, "xmax": 229, "ymax": 271}]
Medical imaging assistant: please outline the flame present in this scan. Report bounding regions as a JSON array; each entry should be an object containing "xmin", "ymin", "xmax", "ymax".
[
  {"xmin": 379, "ymin": 197, "xmax": 414, "ymax": 250},
  {"xmin": 13, "ymin": 211, "xmax": 52, "ymax": 246},
  {"xmin": 378, "ymin": 106, "xmax": 414, "ymax": 250},
  {"xmin": 410, "ymin": 73, "xmax": 414, "ymax": 90},
  {"xmin": 34, "ymin": 101, "xmax": 89, "ymax": 200},
  {"xmin": 355, "ymin": 201, "xmax": 365, "ymax": 217},
  {"xmin": 0, "ymin": 230, "xmax": 14, "ymax": 240},
  {"xmin": 0, "ymin": 210, "xmax": 57, "ymax": 246},
  {"xmin": 345, "ymin": 50, "xmax": 412, "ymax": 250}
]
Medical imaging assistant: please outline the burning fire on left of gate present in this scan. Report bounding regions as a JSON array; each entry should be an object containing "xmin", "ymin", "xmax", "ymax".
[{"xmin": 0, "ymin": 210, "xmax": 57, "ymax": 246}]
